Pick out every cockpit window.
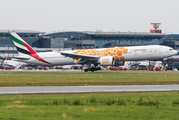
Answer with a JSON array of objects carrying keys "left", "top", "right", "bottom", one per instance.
[{"left": 169, "top": 49, "right": 173, "bottom": 51}]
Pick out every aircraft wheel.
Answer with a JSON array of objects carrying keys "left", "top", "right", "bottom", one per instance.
[
  {"left": 90, "top": 67, "right": 95, "bottom": 72},
  {"left": 97, "top": 67, "right": 101, "bottom": 70},
  {"left": 84, "top": 69, "right": 88, "bottom": 72}
]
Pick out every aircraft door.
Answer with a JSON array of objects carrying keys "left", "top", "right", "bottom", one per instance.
[
  {"left": 147, "top": 49, "right": 153, "bottom": 59},
  {"left": 134, "top": 49, "right": 142, "bottom": 60}
]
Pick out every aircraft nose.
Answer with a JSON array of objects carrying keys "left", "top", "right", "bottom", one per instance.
[{"left": 174, "top": 50, "right": 177, "bottom": 55}]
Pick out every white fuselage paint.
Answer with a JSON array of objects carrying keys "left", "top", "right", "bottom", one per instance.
[
  {"left": 13, "top": 52, "right": 75, "bottom": 66},
  {"left": 3, "top": 60, "right": 26, "bottom": 67},
  {"left": 122, "top": 45, "right": 176, "bottom": 61},
  {"left": 13, "top": 45, "right": 177, "bottom": 66}
]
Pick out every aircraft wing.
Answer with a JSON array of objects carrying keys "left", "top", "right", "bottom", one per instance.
[{"left": 60, "top": 51, "right": 100, "bottom": 63}]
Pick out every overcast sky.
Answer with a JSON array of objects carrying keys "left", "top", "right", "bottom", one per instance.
[{"left": 1, "top": 0, "right": 179, "bottom": 33}]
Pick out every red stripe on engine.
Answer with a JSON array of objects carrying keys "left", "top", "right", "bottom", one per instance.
[{"left": 22, "top": 41, "right": 51, "bottom": 64}]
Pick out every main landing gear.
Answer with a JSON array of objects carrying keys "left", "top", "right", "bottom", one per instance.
[
  {"left": 84, "top": 67, "right": 101, "bottom": 72},
  {"left": 83, "top": 64, "right": 101, "bottom": 72}
]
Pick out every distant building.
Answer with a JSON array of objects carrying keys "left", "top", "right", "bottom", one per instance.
[
  {"left": 39, "top": 31, "right": 171, "bottom": 49},
  {"left": 0, "top": 29, "right": 44, "bottom": 58},
  {"left": 1, "top": 30, "right": 179, "bottom": 50},
  {"left": 162, "top": 34, "right": 179, "bottom": 50},
  {"left": 35, "top": 31, "right": 96, "bottom": 49},
  {"left": 0, "top": 30, "right": 44, "bottom": 47}
]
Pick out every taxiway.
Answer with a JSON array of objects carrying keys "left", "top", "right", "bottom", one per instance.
[{"left": 0, "top": 85, "right": 179, "bottom": 95}]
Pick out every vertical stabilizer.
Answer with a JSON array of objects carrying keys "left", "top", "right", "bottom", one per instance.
[
  {"left": 10, "top": 32, "right": 37, "bottom": 56},
  {"left": 10, "top": 32, "right": 51, "bottom": 64}
]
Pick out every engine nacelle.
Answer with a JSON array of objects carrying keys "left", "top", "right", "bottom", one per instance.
[
  {"left": 99, "top": 56, "right": 125, "bottom": 66},
  {"left": 99, "top": 56, "right": 115, "bottom": 66}
]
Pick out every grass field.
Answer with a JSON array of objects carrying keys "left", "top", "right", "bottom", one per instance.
[
  {"left": 0, "top": 71, "right": 179, "bottom": 86},
  {"left": 0, "top": 71, "right": 179, "bottom": 119},
  {"left": 0, "top": 92, "right": 179, "bottom": 120}
]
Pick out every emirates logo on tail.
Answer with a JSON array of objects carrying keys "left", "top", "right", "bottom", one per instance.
[{"left": 10, "top": 32, "right": 51, "bottom": 64}]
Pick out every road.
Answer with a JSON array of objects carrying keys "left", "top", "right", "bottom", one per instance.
[{"left": 0, "top": 85, "right": 179, "bottom": 95}]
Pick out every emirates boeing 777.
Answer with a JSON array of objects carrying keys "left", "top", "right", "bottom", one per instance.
[{"left": 10, "top": 32, "right": 177, "bottom": 72}]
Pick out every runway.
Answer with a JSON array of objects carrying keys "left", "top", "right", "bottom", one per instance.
[{"left": 0, "top": 85, "right": 179, "bottom": 95}]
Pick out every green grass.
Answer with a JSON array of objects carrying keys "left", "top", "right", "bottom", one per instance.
[
  {"left": 0, "top": 71, "right": 179, "bottom": 86},
  {"left": 0, "top": 92, "right": 179, "bottom": 119}
]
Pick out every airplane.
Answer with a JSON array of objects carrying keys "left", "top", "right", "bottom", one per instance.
[
  {"left": 2, "top": 59, "right": 27, "bottom": 69},
  {"left": 10, "top": 32, "right": 177, "bottom": 72}
]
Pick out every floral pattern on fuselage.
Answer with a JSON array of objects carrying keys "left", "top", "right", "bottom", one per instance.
[{"left": 73, "top": 47, "right": 128, "bottom": 61}]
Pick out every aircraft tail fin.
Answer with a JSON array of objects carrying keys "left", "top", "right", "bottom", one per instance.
[
  {"left": 10, "top": 32, "right": 51, "bottom": 65},
  {"left": 10, "top": 32, "right": 37, "bottom": 56}
]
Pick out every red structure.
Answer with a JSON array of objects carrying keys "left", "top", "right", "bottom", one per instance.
[{"left": 150, "top": 23, "right": 162, "bottom": 33}]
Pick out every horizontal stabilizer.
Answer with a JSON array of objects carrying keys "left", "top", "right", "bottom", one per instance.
[{"left": 12, "top": 56, "right": 31, "bottom": 60}]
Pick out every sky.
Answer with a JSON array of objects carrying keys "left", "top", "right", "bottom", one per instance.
[{"left": 1, "top": 0, "right": 179, "bottom": 33}]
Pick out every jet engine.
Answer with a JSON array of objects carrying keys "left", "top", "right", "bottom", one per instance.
[
  {"left": 99, "top": 56, "right": 125, "bottom": 66},
  {"left": 99, "top": 56, "right": 115, "bottom": 66}
]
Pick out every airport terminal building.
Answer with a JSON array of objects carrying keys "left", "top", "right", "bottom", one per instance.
[
  {"left": 35, "top": 31, "right": 179, "bottom": 50},
  {"left": 1, "top": 30, "right": 179, "bottom": 50},
  {"left": 0, "top": 30, "right": 44, "bottom": 47},
  {"left": 38, "top": 31, "right": 169, "bottom": 49}
]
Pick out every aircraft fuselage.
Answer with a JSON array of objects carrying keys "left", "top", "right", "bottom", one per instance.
[{"left": 12, "top": 45, "right": 177, "bottom": 66}]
